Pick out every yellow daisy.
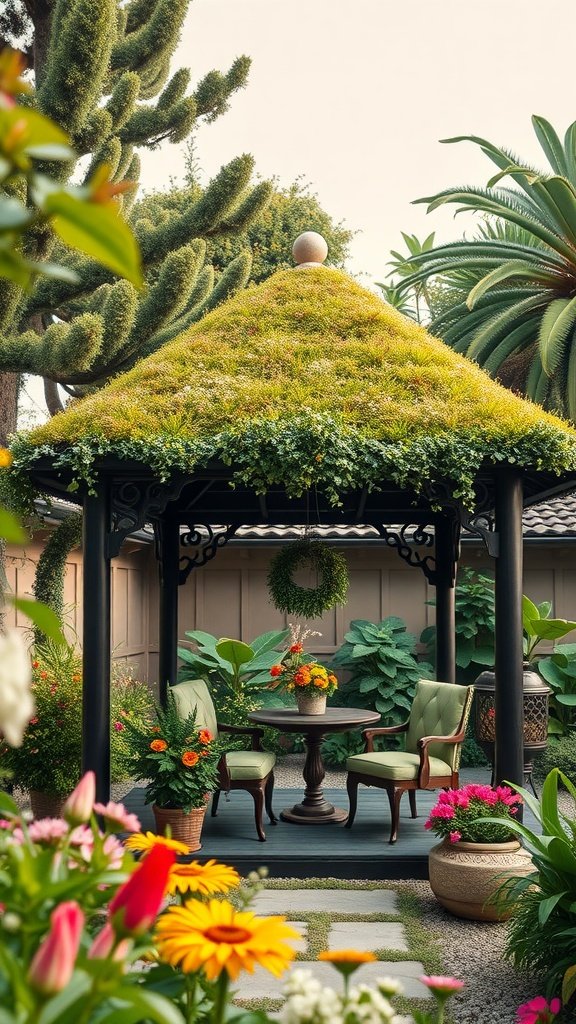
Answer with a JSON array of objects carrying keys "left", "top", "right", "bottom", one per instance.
[
  {"left": 125, "top": 831, "right": 190, "bottom": 856},
  {"left": 155, "top": 898, "right": 300, "bottom": 981},
  {"left": 166, "top": 858, "right": 240, "bottom": 897}
]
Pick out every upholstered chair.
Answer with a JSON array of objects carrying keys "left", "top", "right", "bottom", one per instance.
[
  {"left": 345, "top": 679, "right": 474, "bottom": 843},
  {"left": 171, "top": 679, "right": 277, "bottom": 841}
]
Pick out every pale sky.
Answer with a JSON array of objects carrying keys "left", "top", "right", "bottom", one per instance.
[
  {"left": 141, "top": 0, "right": 576, "bottom": 279},
  {"left": 21, "top": 0, "right": 576, "bottom": 423}
]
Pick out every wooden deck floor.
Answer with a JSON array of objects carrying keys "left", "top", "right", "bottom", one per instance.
[{"left": 123, "top": 771, "right": 539, "bottom": 880}]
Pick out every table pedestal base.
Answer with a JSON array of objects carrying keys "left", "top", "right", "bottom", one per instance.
[
  {"left": 281, "top": 803, "right": 348, "bottom": 825},
  {"left": 280, "top": 728, "right": 348, "bottom": 825}
]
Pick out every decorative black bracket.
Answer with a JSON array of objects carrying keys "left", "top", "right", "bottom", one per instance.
[
  {"left": 178, "top": 523, "right": 240, "bottom": 584},
  {"left": 374, "top": 523, "right": 439, "bottom": 584},
  {"left": 425, "top": 480, "right": 498, "bottom": 558},
  {"left": 108, "top": 476, "right": 189, "bottom": 558}
]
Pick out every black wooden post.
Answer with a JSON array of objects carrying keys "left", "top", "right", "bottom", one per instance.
[
  {"left": 435, "top": 517, "right": 457, "bottom": 684},
  {"left": 82, "top": 482, "right": 111, "bottom": 804},
  {"left": 157, "top": 519, "right": 180, "bottom": 706},
  {"left": 494, "top": 469, "right": 524, "bottom": 793}
]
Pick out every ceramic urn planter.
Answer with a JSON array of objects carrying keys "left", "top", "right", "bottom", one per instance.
[{"left": 428, "top": 837, "right": 533, "bottom": 921}]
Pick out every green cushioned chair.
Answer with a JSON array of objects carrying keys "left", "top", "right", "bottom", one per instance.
[
  {"left": 171, "top": 679, "right": 277, "bottom": 842},
  {"left": 345, "top": 679, "right": 474, "bottom": 844}
]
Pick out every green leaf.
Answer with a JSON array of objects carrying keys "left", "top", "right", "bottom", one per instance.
[
  {"left": 0, "top": 790, "right": 19, "bottom": 817},
  {"left": 0, "top": 194, "right": 32, "bottom": 231},
  {"left": 531, "top": 618, "right": 576, "bottom": 640},
  {"left": 522, "top": 594, "right": 540, "bottom": 633},
  {"left": 562, "top": 964, "right": 576, "bottom": 1006},
  {"left": 8, "top": 597, "right": 65, "bottom": 645},
  {"left": 538, "top": 891, "right": 568, "bottom": 925},
  {"left": 100, "top": 986, "right": 185, "bottom": 1024},
  {"left": 249, "top": 628, "right": 290, "bottom": 656},
  {"left": 0, "top": 507, "right": 27, "bottom": 544},
  {"left": 216, "top": 639, "right": 254, "bottom": 671},
  {"left": 555, "top": 694, "right": 576, "bottom": 705},
  {"left": 45, "top": 192, "right": 143, "bottom": 288},
  {"left": 38, "top": 972, "right": 92, "bottom": 1024}
]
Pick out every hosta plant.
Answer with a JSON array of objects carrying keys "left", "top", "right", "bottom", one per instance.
[
  {"left": 331, "top": 617, "right": 433, "bottom": 724},
  {"left": 421, "top": 568, "right": 495, "bottom": 681},
  {"left": 178, "top": 628, "right": 290, "bottom": 708}
]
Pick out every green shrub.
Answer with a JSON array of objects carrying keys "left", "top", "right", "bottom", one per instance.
[
  {"left": 421, "top": 567, "right": 495, "bottom": 683},
  {"left": 534, "top": 733, "right": 576, "bottom": 784},
  {"left": 0, "top": 642, "right": 153, "bottom": 793}
]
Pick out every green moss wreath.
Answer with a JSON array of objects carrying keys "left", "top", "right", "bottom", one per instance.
[{"left": 267, "top": 540, "right": 349, "bottom": 618}]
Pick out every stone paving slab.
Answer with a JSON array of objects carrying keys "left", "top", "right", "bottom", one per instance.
[
  {"left": 233, "top": 960, "right": 430, "bottom": 1000},
  {"left": 284, "top": 922, "right": 307, "bottom": 954},
  {"left": 328, "top": 920, "right": 408, "bottom": 952},
  {"left": 252, "top": 888, "right": 399, "bottom": 915}
]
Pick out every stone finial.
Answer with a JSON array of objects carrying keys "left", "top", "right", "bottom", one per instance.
[{"left": 292, "top": 231, "right": 328, "bottom": 268}]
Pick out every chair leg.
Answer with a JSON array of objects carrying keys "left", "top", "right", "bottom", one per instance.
[
  {"left": 265, "top": 772, "right": 277, "bottom": 825},
  {"left": 211, "top": 790, "right": 221, "bottom": 818},
  {"left": 345, "top": 774, "right": 359, "bottom": 828},
  {"left": 386, "top": 787, "right": 403, "bottom": 844},
  {"left": 251, "top": 785, "right": 266, "bottom": 842},
  {"left": 409, "top": 790, "right": 417, "bottom": 819}
]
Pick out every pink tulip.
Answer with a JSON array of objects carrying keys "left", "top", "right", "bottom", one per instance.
[
  {"left": 63, "top": 771, "right": 96, "bottom": 825},
  {"left": 88, "top": 921, "right": 131, "bottom": 962},
  {"left": 28, "top": 901, "right": 84, "bottom": 995}
]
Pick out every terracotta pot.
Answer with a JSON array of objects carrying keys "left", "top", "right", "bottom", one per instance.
[
  {"left": 296, "top": 692, "right": 327, "bottom": 715},
  {"left": 152, "top": 802, "right": 207, "bottom": 851},
  {"left": 429, "top": 837, "right": 533, "bottom": 921},
  {"left": 29, "top": 790, "right": 67, "bottom": 820}
]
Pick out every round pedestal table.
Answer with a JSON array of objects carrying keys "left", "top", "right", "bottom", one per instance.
[{"left": 248, "top": 707, "right": 380, "bottom": 824}]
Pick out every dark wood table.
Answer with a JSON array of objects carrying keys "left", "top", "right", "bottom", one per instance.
[{"left": 248, "top": 707, "right": 380, "bottom": 825}]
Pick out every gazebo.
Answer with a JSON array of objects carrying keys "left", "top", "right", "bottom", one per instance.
[{"left": 13, "top": 235, "right": 576, "bottom": 804}]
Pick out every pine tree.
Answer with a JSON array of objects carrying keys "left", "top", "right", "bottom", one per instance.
[{"left": 0, "top": 0, "right": 272, "bottom": 428}]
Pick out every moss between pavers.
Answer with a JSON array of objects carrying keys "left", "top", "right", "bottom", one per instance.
[{"left": 233, "top": 878, "right": 447, "bottom": 1018}]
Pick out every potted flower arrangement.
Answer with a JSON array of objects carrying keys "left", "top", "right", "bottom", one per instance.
[
  {"left": 121, "top": 693, "right": 221, "bottom": 849},
  {"left": 268, "top": 626, "right": 338, "bottom": 715},
  {"left": 426, "top": 783, "right": 533, "bottom": 921}
]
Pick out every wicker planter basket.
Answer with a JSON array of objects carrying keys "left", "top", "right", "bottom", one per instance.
[
  {"left": 152, "top": 802, "right": 208, "bottom": 851},
  {"left": 29, "top": 790, "right": 67, "bottom": 820},
  {"left": 296, "top": 692, "right": 327, "bottom": 715}
]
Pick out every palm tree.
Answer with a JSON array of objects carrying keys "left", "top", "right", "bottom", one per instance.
[
  {"left": 376, "top": 232, "right": 435, "bottom": 324},
  {"left": 396, "top": 117, "right": 576, "bottom": 418}
]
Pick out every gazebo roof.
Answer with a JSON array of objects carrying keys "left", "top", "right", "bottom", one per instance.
[{"left": 15, "top": 266, "right": 576, "bottom": 507}]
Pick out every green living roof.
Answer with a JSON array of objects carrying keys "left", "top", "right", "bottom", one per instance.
[{"left": 15, "top": 267, "right": 576, "bottom": 504}]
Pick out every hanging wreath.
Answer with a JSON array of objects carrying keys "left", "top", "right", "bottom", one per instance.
[{"left": 267, "top": 539, "right": 349, "bottom": 618}]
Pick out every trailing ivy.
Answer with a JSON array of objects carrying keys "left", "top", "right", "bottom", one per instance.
[
  {"left": 267, "top": 540, "right": 349, "bottom": 617},
  {"left": 32, "top": 513, "right": 83, "bottom": 642}
]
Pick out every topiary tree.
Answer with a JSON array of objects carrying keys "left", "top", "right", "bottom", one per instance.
[{"left": 0, "top": 0, "right": 272, "bottom": 434}]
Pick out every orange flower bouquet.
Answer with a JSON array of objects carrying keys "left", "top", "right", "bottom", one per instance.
[
  {"left": 268, "top": 627, "right": 338, "bottom": 713},
  {"left": 121, "top": 693, "right": 221, "bottom": 814}
]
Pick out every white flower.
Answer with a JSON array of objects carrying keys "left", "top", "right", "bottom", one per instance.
[
  {"left": 0, "top": 630, "right": 33, "bottom": 746},
  {"left": 376, "top": 977, "right": 404, "bottom": 998}
]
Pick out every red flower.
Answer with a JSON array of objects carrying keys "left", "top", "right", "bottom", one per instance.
[
  {"left": 32, "top": 660, "right": 39, "bottom": 669},
  {"left": 289, "top": 642, "right": 304, "bottom": 654},
  {"left": 198, "top": 729, "right": 212, "bottom": 744},
  {"left": 39, "top": 671, "right": 48, "bottom": 679},
  {"left": 269, "top": 664, "right": 284, "bottom": 677},
  {"left": 109, "top": 844, "right": 175, "bottom": 936}
]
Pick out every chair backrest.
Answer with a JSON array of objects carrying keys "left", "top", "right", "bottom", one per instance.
[
  {"left": 405, "top": 679, "right": 474, "bottom": 770},
  {"left": 170, "top": 679, "right": 219, "bottom": 739}
]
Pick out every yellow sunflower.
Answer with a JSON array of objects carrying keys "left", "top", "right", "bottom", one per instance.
[
  {"left": 125, "top": 831, "right": 190, "bottom": 856},
  {"left": 166, "top": 858, "right": 240, "bottom": 897},
  {"left": 155, "top": 898, "right": 300, "bottom": 980}
]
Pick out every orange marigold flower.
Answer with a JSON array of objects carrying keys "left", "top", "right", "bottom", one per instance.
[
  {"left": 199, "top": 730, "right": 212, "bottom": 745},
  {"left": 328, "top": 674, "right": 337, "bottom": 685},
  {"left": 72, "top": 673, "right": 81, "bottom": 683},
  {"left": 150, "top": 739, "right": 168, "bottom": 752},
  {"left": 269, "top": 665, "right": 284, "bottom": 678},
  {"left": 39, "top": 671, "right": 48, "bottom": 679},
  {"left": 182, "top": 751, "right": 199, "bottom": 767},
  {"left": 0, "top": 448, "right": 13, "bottom": 469},
  {"left": 314, "top": 678, "right": 329, "bottom": 689},
  {"left": 318, "top": 949, "right": 377, "bottom": 965}
]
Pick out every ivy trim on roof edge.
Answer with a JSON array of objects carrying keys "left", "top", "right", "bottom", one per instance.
[{"left": 9, "top": 412, "right": 576, "bottom": 508}]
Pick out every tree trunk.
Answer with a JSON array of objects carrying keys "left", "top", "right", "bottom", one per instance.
[{"left": 0, "top": 372, "right": 20, "bottom": 448}]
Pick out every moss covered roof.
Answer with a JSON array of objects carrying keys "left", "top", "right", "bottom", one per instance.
[{"left": 16, "top": 267, "right": 576, "bottom": 504}]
